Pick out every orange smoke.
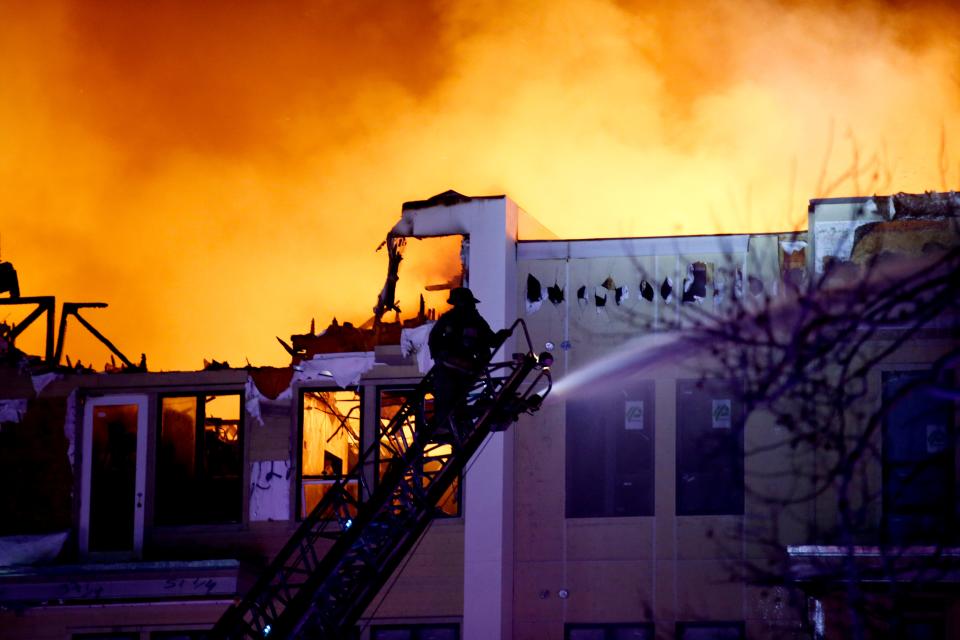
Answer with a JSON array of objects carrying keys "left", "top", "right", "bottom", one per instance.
[{"left": 1, "top": 0, "right": 958, "bottom": 370}]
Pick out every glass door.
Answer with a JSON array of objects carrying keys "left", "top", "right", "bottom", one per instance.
[{"left": 79, "top": 395, "right": 148, "bottom": 557}]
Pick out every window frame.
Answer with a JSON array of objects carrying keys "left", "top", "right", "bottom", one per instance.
[
  {"left": 675, "top": 621, "right": 745, "bottom": 640},
  {"left": 675, "top": 378, "right": 744, "bottom": 517},
  {"left": 296, "top": 385, "right": 364, "bottom": 521},
  {"left": 375, "top": 383, "right": 462, "bottom": 518},
  {"left": 564, "top": 622, "right": 655, "bottom": 639},
  {"left": 370, "top": 622, "right": 460, "bottom": 640},
  {"left": 154, "top": 389, "right": 245, "bottom": 527},
  {"left": 565, "top": 379, "right": 656, "bottom": 519},
  {"left": 881, "top": 368, "right": 957, "bottom": 544}
]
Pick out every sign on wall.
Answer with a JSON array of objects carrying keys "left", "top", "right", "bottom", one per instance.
[
  {"left": 712, "top": 399, "right": 732, "bottom": 429},
  {"left": 625, "top": 400, "right": 645, "bottom": 430}
]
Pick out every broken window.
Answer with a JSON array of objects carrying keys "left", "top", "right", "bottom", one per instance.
[
  {"left": 639, "top": 279, "right": 654, "bottom": 301},
  {"left": 526, "top": 274, "right": 545, "bottom": 313},
  {"left": 565, "top": 623, "right": 654, "bottom": 640},
  {"left": 156, "top": 393, "right": 243, "bottom": 525},
  {"left": 882, "top": 370, "right": 955, "bottom": 544},
  {"left": 681, "top": 262, "right": 711, "bottom": 304},
  {"left": 660, "top": 277, "right": 673, "bottom": 302},
  {"left": 299, "top": 389, "right": 362, "bottom": 519},
  {"left": 379, "top": 387, "right": 459, "bottom": 517},
  {"left": 371, "top": 623, "right": 459, "bottom": 640},
  {"left": 577, "top": 285, "right": 587, "bottom": 308},
  {"left": 711, "top": 267, "right": 742, "bottom": 312},
  {"left": 676, "top": 379, "right": 744, "bottom": 516},
  {"left": 566, "top": 380, "right": 655, "bottom": 518},
  {"left": 547, "top": 281, "right": 564, "bottom": 305},
  {"left": 779, "top": 238, "right": 808, "bottom": 289}
]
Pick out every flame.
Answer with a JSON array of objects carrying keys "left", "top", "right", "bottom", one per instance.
[{"left": 1, "top": 0, "right": 958, "bottom": 370}]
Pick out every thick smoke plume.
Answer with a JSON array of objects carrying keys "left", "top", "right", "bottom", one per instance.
[{"left": 1, "top": 0, "right": 958, "bottom": 369}]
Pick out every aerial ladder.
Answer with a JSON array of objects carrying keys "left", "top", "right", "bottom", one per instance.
[{"left": 211, "top": 320, "right": 552, "bottom": 639}]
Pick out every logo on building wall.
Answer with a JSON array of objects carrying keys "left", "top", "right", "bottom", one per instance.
[
  {"left": 927, "top": 424, "right": 948, "bottom": 454},
  {"left": 712, "top": 399, "right": 731, "bottom": 429},
  {"left": 625, "top": 401, "right": 644, "bottom": 430}
]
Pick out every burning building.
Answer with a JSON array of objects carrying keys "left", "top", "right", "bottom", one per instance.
[{"left": 0, "top": 190, "right": 958, "bottom": 639}]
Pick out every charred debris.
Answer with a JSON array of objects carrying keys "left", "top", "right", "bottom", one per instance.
[
  {"left": 1, "top": 216, "right": 463, "bottom": 378},
  {"left": 0, "top": 263, "right": 146, "bottom": 375}
]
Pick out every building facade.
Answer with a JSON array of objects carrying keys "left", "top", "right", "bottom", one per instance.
[{"left": 1, "top": 191, "right": 957, "bottom": 639}]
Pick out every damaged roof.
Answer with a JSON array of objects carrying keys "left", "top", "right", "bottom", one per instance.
[{"left": 401, "top": 189, "right": 505, "bottom": 211}]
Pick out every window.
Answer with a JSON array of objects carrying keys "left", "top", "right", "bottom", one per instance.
[
  {"left": 565, "top": 623, "right": 654, "bottom": 639},
  {"left": 566, "top": 380, "right": 655, "bottom": 518},
  {"left": 371, "top": 624, "right": 459, "bottom": 640},
  {"left": 156, "top": 393, "right": 243, "bottom": 525},
  {"left": 676, "top": 622, "right": 745, "bottom": 640},
  {"left": 379, "top": 387, "right": 460, "bottom": 517},
  {"left": 299, "top": 388, "right": 362, "bottom": 519},
  {"left": 73, "top": 632, "right": 209, "bottom": 640},
  {"left": 681, "top": 261, "right": 712, "bottom": 304},
  {"left": 676, "top": 379, "right": 744, "bottom": 516},
  {"left": 882, "top": 370, "right": 955, "bottom": 544}
]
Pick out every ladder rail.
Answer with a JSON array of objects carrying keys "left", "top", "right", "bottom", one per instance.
[
  {"left": 289, "top": 351, "right": 542, "bottom": 638},
  {"left": 212, "top": 319, "right": 548, "bottom": 639},
  {"left": 213, "top": 368, "right": 438, "bottom": 637}
]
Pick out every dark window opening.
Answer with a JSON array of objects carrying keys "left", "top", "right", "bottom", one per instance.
[
  {"left": 676, "top": 379, "right": 744, "bottom": 516},
  {"left": 548, "top": 282, "right": 565, "bottom": 304},
  {"left": 882, "top": 370, "right": 955, "bottom": 544},
  {"left": 89, "top": 403, "right": 138, "bottom": 551},
  {"left": 371, "top": 623, "right": 459, "bottom": 640},
  {"left": 639, "top": 280, "right": 654, "bottom": 301},
  {"left": 527, "top": 274, "right": 543, "bottom": 303},
  {"left": 564, "top": 623, "right": 654, "bottom": 640},
  {"left": 379, "top": 387, "right": 460, "bottom": 517},
  {"left": 156, "top": 393, "right": 243, "bottom": 525},
  {"left": 660, "top": 277, "right": 673, "bottom": 302},
  {"left": 676, "top": 622, "right": 745, "bottom": 640},
  {"left": 566, "top": 380, "right": 655, "bottom": 518},
  {"left": 681, "top": 262, "right": 710, "bottom": 303},
  {"left": 299, "top": 388, "right": 362, "bottom": 519}
]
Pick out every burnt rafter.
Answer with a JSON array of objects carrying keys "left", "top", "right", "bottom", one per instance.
[
  {"left": 373, "top": 236, "right": 407, "bottom": 325},
  {"left": 211, "top": 319, "right": 551, "bottom": 640},
  {"left": 0, "top": 296, "right": 56, "bottom": 362},
  {"left": 54, "top": 302, "right": 139, "bottom": 370},
  {"left": 0, "top": 291, "right": 142, "bottom": 370}
]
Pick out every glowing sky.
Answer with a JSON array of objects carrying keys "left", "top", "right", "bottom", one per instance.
[{"left": 2, "top": 0, "right": 958, "bottom": 370}]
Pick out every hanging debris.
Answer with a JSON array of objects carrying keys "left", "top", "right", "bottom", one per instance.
[{"left": 373, "top": 236, "right": 406, "bottom": 325}]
